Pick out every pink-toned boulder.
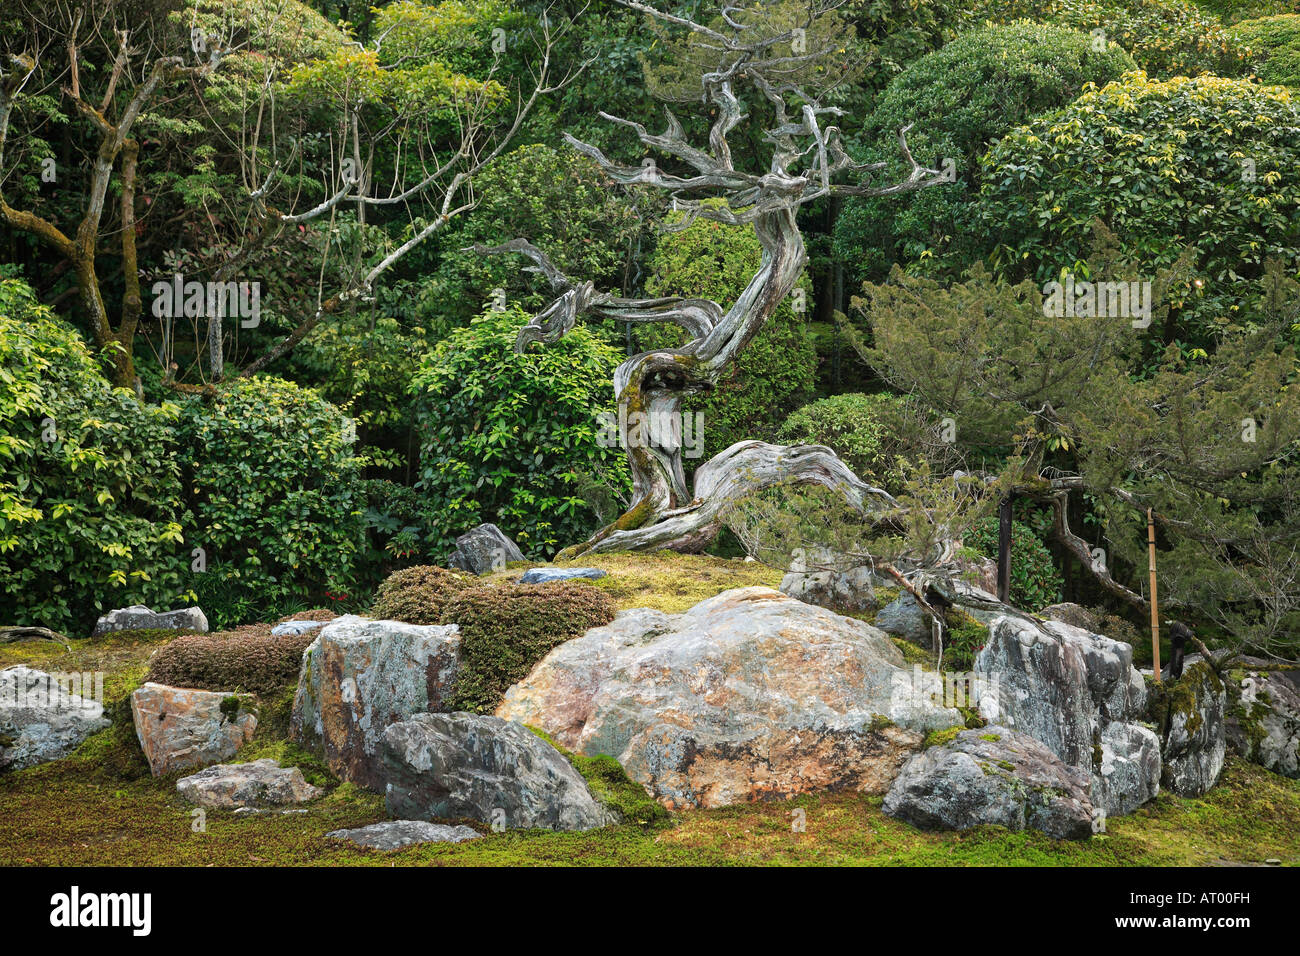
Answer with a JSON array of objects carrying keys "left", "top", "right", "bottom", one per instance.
[{"left": 131, "top": 683, "right": 257, "bottom": 776}]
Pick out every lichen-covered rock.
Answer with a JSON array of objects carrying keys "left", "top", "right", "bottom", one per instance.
[
  {"left": 327, "top": 820, "right": 482, "bottom": 850},
  {"left": 382, "top": 713, "right": 617, "bottom": 831},
  {"left": 519, "top": 567, "right": 607, "bottom": 584},
  {"left": 131, "top": 683, "right": 257, "bottom": 776},
  {"left": 176, "top": 758, "right": 322, "bottom": 808},
  {"left": 1040, "top": 603, "right": 1101, "bottom": 632},
  {"left": 497, "top": 587, "right": 962, "bottom": 809},
  {"left": 973, "top": 614, "right": 1157, "bottom": 815},
  {"left": 290, "top": 615, "right": 461, "bottom": 790},
  {"left": 778, "top": 564, "right": 881, "bottom": 613},
  {"left": 1225, "top": 660, "right": 1300, "bottom": 779},
  {"left": 883, "top": 726, "right": 1096, "bottom": 840},
  {"left": 271, "top": 620, "right": 327, "bottom": 638},
  {"left": 0, "top": 666, "right": 109, "bottom": 771},
  {"left": 873, "top": 594, "right": 932, "bottom": 646},
  {"left": 1155, "top": 661, "right": 1226, "bottom": 797},
  {"left": 92, "top": 604, "right": 208, "bottom": 636},
  {"left": 447, "top": 523, "right": 525, "bottom": 575}
]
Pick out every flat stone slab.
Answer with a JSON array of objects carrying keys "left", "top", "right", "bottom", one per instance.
[
  {"left": 177, "top": 758, "right": 322, "bottom": 808},
  {"left": 519, "top": 567, "right": 607, "bottom": 584},
  {"left": 93, "top": 605, "right": 208, "bottom": 636},
  {"left": 327, "top": 820, "right": 482, "bottom": 851},
  {"left": 271, "top": 620, "right": 328, "bottom": 637}
]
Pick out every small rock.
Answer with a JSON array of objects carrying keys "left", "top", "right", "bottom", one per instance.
[
  {"left": 327, "top": 820, "right": 482, "bottom": 851},
  {"left": 131, "top": 683, "right": 257, "bottom": 776},
  {"left": 779, "top": 563, "right": 881, "bottom": 613},
  {"left": 519, "top": 567, "right": 607, "bottom": 584},
  {"left": 0, "top": 666, "right": 109, "bottom": 771},
  {"left": 92, "top": 605, "right": 208, "bottom": 636},
  {"left": 447, "top": 523, "right": 525, "bottom": 575},
  {"left": 271, "top": 620, "right": 328, "bottom": 637},
  {"left": 873, "top": 594, "right": 933, "bottom": 646},
  {"left": 176, "top": 758, "right": 322, "bottom": 808}
]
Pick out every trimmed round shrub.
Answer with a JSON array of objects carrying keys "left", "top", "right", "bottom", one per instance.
[
  {"left": 1231, "top": 14, "right": 1300, "bottom": 87},
  {"left": 146, "top": 625, "right": 319, "bottom": 697},
  {"left": 957, "top": 0, "right": 1253, "bottom": 78},
  {"left": 371, "top": 565, "right": 476, "bottom": 624},
  {"left": 412, "top": 304, "right": 631, "bottom": 558},
  {"left": 776, "top": 393, "right": 908, "bottom": 486},
  {"left": 967, "top": 518, "right": 1065, "bottom": 611},
  {"left": 639, "top": 205, "right": 818, "bottom": 462},
  {"left": 442, "top": 581, "right": 617, "bottom": 713},
  {"left": 975, "top": 73, "right": 1300, "bottom": 348},
  {"left": 837, "top": 22, "right": 1135, "bottom": 278},
  {"left": 176, "top": 375, "right": 366, "bottom": 628},
  {"left": 0, "top": 280, "right": 189, "bottom": 634}
]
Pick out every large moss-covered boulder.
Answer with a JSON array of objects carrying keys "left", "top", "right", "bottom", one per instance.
[{"left": 1152, "top": 660, "right": 1227, "bottom": 797}]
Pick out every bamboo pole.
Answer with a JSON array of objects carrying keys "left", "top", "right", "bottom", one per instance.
[{"left": 1148, "top": 508, "right": 1161, "bottom": 683}]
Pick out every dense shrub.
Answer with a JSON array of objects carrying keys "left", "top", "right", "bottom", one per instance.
[
  {"left": 371, "top": 565, "right": 477, "bottom": 624},
  {"left": 0, "top": 280, "right": 189, "bottom": 633},
  {"left": 835, "top": 23, "right": 1135, "bottom": 279},
  {"left": 1231, "top": 14, "right": 1300, "bottom": 86},
  {"left": 775, "top": 393, "right": 908, "bottom": 487},
  {"left": 146, "top": 625, "right": 320, "bottom": 697},
  {"left": 975, "top": 73, "right": 1300, "bottom": 349},
  {"left": 967, "top": 518, "right": 1065, "bottom": 611},
  {"left": 958, "top": 0, "right": 1253, "bottom": 77},
  {"left": 640, "top": 206, "right": 817, "bottom": 461},
  {"left": 176, "top": 376, "right": 366, "bottom": 628},
  {"left": 442, "top": 581, "right": 617, "bottom": 713},
  {"left": 1195, "top": 0, "right": 1298, "bottom": 25},
  {"left": 412, "top": 304, "right": 631, "bottom": 557}
]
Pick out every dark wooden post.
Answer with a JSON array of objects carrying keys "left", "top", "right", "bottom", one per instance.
[{"left": 997, "top": 495, "right": 1013, "bottom": 604}]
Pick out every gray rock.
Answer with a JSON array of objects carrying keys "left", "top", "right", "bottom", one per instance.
[
  {"left": 883, "top": 726, "right": 1096, "bottom": 840},
  {"left": 874, "top": 594, "right": 933, "bottom": 647},
  {"left": 1225, "top": 660, "right": 1300, "bottom": 779},
  {"left": 497, "top": 587, "right": 962, "bottom": 809},
  {"left": 271, "top": 620, "right": 327, "bottom": 637},
  {"left": 1096, "top": 721, "right": 1162, "bottom": 815},
  {"left": 1041, "top": 603, "right": 1101, "bottom": 632},
  {"left": 1156, "top": 661, "right": 1226, "bottom": 797},
  {"left": 0, "top": 666, "right": 109, "bottom": 771},
  {"left": 131, "top": 683, "right": 257, "bottom": 776},
  {"left": 382, "top": 713, "right": 617, "bottom": 831},
  {"left": 291, "top": 615, "right": 462, "bottom": 790},
  {"left": 176, "top": 758, "right": 322, "bottom": 808},
  {"left": 519, "top": 567, "right": 607, "bottom": 584},
  {"left": 779, "top": 564, "right": 881, "bottom": 613},
  {"left": 327, "top": 820, "right": 482, "bottom": 851},
  {"left": 447, "top": 523, "right": 525, "bottom": 575},
  {"left": 92, "top": 604, "right": 208, "bottom": 636}
]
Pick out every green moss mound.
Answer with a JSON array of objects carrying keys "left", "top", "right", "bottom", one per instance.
[
  {"left": 443, "top": 581, "right": 617, "bottom": 713},
  {"left": 146, "top": 624, "right": 319, "bottom": 697},
  {"left": 371, "top": 564, "right": 477, "bottom": 624}
]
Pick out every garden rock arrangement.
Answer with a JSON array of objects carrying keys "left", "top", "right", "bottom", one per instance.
[
  {"left": 382, "top": 712, "right": 617, "bottom": 831},
  {"left": 778, "top": 564, "right": 880, "bottom": 613},
  {"left": 972, "top": 613, "right": 1159, "bottom": 816},
  {"left": 176, "top": 758, "right": 322, "bottom": 808},
  {"left": 1154, "top": 660, "right": 1227, "bottom": 797},
  {"left": 1225, "top": 659, "right": 1299, "bottom": 779},
  {"left": 327, "top": 820, "right": 482, "bottom": 851},
  {"left": 92, "top": 604, "right": 208, "bottom": 636},
  {"left": 519, "top": 567, "right": 607, "bottom": 584},
  {"left": 447, "top": 523, "right": 525, "bottom": 575},
  {"left": 131, "top": 683, "right": 258, "bottom": 776},
  {"left": 0, "top": 666, "right": 110, "bottom": 771},
  {"left": 883, "top": 727, "right": 1096, "bottom": 840},
  {"left": 291, "top": 615, "right": 462, "bottom": 790},
  {"left": 497, "top": 587, "right": 963, "bottom": 809}
]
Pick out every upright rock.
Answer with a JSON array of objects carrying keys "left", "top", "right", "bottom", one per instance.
[
  {"left": 1225, "top": 659, "right": 1300, "bottom": 779},
  {"left": 497, "top": 587, "right": 962, "bottom": 809},
  {"left": 93, "top": 605, "right": 208, "bottom": 636},
  {"left": 447, "top": 523, "right": 524, "bottom": 575},
  {"left": 382, "top": 713, "right": 617, "bottom": 831},
  {"left": 1154, "top": 660, "right": 1226, "bottom": 797},
  {"left": 0, "top": 666, "right": 109, "bottom": 771},
  {"left": 131, "top": 683, "right": 258, "bottom": 776},
  {"left": 290, "top": 615, "right": 461, "bottom": 790},
  {"left": 883, "top": 727, "right": 1096, "bottom": 840}
]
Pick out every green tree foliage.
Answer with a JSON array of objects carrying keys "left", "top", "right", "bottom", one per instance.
[
  {"left": 967, "top": 517, "right": 1065, "bottom": 610},
  {"left": 1231, "top": 14, "right": 1300, "bottom": 86},
  {"left": 640, "top": 209, "right": 817, "bottom": 461},
  {"left": 775, "top": 392, "right": 909, "bottom": 489},
  {"left": 975, "top": 74, "right": 1300, "bottom": 352},
  {"left": 834, "top": 22, "right": 1135, "bottom": 281},
  {"left": 957, "top": 0, "right": 1253, "bottom": 77},
  {"left": 176, "top": 376, "right": 367, "bottom": 627},
  {"left": 0, "top": 280, "right": 189, "bottom": 634},
  {"left": 411, "top": 304, "right": 631, "bottom": 557},
  {"left": 1193, "top": 0, "right": 1298, "bottom": 25}
]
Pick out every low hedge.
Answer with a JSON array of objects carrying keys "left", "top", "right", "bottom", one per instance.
[
  {"left": 443, "top": 581, "right": 617, "bottom": 713},
  {"left": 146, "top": 625, "right": 319, "bottom": 697},
  {"left": 371, "top": 565, "right": 477, "bottom": 624}
]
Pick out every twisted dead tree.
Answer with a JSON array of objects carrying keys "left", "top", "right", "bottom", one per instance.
[{"left": 484, "top": 0, "right": 948, "bottom": 558}]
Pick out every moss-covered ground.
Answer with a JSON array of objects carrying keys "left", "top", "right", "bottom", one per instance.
[{"left": 3, "top": 556, "right": 1298, "bottom": 867}]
